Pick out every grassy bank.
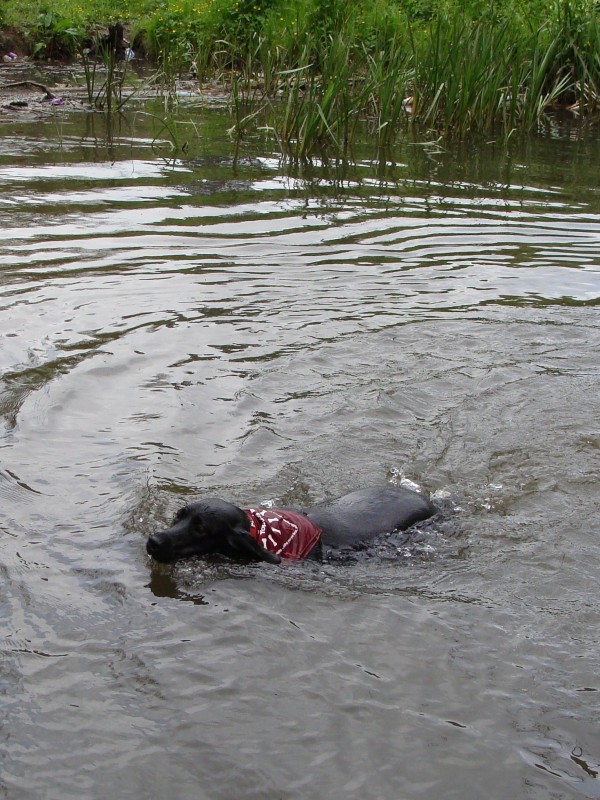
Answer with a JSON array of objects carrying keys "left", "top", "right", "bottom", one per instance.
[{"left": 2, "top": 0, "right": 599, "bottom": 153}]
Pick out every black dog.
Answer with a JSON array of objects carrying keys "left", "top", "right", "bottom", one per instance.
[{"left": 146, "top": 486, "right": 435, "bottom": 564}]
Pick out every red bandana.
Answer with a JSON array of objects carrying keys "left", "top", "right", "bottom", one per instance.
[{"left": 244, "top": 508, "right": 322, "bottom": 560}]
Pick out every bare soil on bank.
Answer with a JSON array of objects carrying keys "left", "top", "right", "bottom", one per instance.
[{"left": 0, "top": 60, "right": 226, "bottom": 122}]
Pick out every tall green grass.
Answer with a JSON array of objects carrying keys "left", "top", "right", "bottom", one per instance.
[
  {"left": 2, "top": 0, "right": 599, "bottom": 145},
  {"left": 198, "top": 0, "right": 599, "bottom": 153}
]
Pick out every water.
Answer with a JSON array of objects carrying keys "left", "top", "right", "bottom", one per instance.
[{"left": 1, "top": 101, "right": 600, "bottom": 799}]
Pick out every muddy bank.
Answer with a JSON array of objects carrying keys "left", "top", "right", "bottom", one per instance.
[
  {"left": 0, "top": 60, "right": 224, "bottom": 122},
  {"left": 0, "top": 61, "right": 86, "bottom": 119},
  {"left": 0, "top": 25, "right": 28, "bottom": 59}
]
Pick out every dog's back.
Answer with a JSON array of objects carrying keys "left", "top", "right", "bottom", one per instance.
[{"left": 306, "top": 486, "right": 434, "bottom": 548}]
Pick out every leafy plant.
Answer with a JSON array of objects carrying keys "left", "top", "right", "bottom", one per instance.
[
  {"left": 4, "top": 0, "right": 600, "bottom": 140},
  {"left": 30, "top": 8, "right": 80, "bottom": 59}
]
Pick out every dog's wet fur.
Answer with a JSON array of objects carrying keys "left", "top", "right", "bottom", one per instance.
[{"left": 146, "top": 486, "right": 435, "bottom": 565}]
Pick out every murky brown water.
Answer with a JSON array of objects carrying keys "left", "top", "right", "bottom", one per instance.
[{"left": 1, "top": 100, "right": 600, "bottom": 799}]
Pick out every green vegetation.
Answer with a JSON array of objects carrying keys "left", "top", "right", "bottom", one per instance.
[{"left": 2, "top": 0, "right": 599, "bottom": 153}]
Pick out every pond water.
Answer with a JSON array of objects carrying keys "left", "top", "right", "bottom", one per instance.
[{"left": 1, "top": 98, "right": 600, "bottom": 799}]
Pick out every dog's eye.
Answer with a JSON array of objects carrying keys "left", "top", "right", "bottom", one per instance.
[{"left": 173, "top": 507, "right": 187, "bottom": 522}]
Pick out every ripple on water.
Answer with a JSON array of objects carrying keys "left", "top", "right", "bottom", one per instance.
[{"left": 1, "top": 115, "right": 600, "bottom": 799}]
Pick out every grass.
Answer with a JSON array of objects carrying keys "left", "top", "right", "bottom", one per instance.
[{"left": 2, "top": 0, "right": 599, "bottom": 152}]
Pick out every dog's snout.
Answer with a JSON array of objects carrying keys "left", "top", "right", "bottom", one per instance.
[{"left": 146, "top": 533, "right": 170, "bottom": 560}]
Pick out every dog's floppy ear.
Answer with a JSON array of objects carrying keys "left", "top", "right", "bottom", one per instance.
[{"left": 225, "top": 526, "right": 281, "bottom": 564}]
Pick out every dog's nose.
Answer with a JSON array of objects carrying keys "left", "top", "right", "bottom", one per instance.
[{"left": 146, "top": 534, "right": 170, "bottom": 560}]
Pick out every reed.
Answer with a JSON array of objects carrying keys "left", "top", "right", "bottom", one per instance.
[
  {"left": 260, "top": 37, "right": 370, "bottom": 158},
  {"left": 220, "top": 0, "right": 600, "bottom": 153},
  {"left": 364, "top": 36, "right": 413, "bottom": 150},
  {"left": 81, "top": 30, "right": 136, "bottom": 112},
  {"left": 3, "top": 0, "right": 600, "bottom": 141}
]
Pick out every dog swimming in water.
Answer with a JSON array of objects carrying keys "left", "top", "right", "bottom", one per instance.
[{"left": 146, "top": 485, "right": 435, "bottom": 564}]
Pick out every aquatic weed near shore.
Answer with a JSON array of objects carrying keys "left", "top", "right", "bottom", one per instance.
[{"left": 2, "top": 0, "right": 599, "bottom": 146}]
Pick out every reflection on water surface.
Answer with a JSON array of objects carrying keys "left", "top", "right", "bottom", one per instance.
[{"left": 1, "top": 102, "right": 600, "bottom": 800}]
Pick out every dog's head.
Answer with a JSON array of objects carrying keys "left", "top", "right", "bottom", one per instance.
[{"left": 146, "top": 498, "right": 281, "bottom": 564}]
